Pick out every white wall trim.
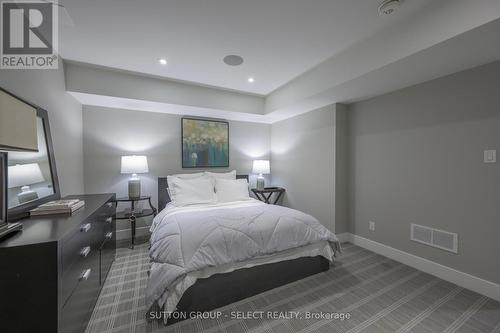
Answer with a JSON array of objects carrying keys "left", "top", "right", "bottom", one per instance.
[
  {"left": 335, "top": 232, "right": 351, "bottom": 244},
  {"left": 345, "top": 233, "right": 500, "bottom": 302},
  {"left": 72, "top": 92, "right": 274, "bottom": 124}
]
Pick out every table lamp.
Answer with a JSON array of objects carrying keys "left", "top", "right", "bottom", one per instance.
[
  {"left": 8, "top": 163, "right": 45, "bottom": 204},
  {"left": 252, "top": 160, "right": 270, "bottom": 191},
  {"left": 121, "top": 155, "right": 148, "bottom": 198}
]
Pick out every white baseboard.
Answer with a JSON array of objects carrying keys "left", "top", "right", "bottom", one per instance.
[
  {"left": 344, "top": 233, "right": 500, "bottom": 302},
  {"left": 335, "top": 232, "right": 352, "bottom": 243}
]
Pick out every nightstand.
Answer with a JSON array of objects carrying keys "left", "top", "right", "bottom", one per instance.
[
  {"left": 251, "top": 187, "right": 285, "bottom": 205},
  {"left": 114, "top": 196, "right": 157, "bottom": 249}
]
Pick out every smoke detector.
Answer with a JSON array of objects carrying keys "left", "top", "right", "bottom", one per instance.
[{"left": 378, "top": 0, "right": 401, "bottom": 16}]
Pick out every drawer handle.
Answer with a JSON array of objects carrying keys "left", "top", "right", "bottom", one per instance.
[
  {"left": 80, "top": 246, "right": 91, "bottom": 257},
  {"left": 80, "top": 268, "right": 91, "bottom": 281},
  {"left": 105, "top": 217, "right": 113, "bottom": 224},
  {"left": 80, "top": 223, "right": 91, "bottom": 232},
  {"left": 105, "top": 232, "right": 113, "bottom": 239}
]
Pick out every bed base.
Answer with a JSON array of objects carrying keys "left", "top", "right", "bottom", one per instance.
[{"left": 165, "top": 255, "right": 330, "bottom": 325}]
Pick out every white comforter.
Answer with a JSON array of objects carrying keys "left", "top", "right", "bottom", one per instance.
[{"left": 147, "top": 199, "right": 339, "bottom": 311}]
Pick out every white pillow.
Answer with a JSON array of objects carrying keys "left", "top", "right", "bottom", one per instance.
[
  {"left": 205, "top": 170, "right": 236, "bottom": 180},
  {"left": 169, "top": 177, "right": 216, "bottom": 206},
  {"left": 215, "top": 178, "right": 251, "bottom": 203},
  {"left": 167, "top": 172, "right": 206, "bottom": 197}
]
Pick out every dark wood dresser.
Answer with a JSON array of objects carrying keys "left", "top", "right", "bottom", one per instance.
[{"left": 0, "top": 194, "right": 116, "bottom": 333}]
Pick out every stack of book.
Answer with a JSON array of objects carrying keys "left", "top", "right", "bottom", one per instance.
[{"left": 30, "top": 199, "right": 85, "bottom": 216}]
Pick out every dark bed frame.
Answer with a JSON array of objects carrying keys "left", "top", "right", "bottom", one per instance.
[{"left": 157, "top": 175, "right": 330, "bottom": 324}]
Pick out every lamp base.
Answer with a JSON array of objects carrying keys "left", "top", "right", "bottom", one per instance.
[
  {"left": 18, "top": 187, "right": 39, "bottom": 204},
  {"left": 256, "top": 176, "right": 265, "bottom": 191},
  {"left": 128, "top": 178, "right": 141, "bottom": 199}
]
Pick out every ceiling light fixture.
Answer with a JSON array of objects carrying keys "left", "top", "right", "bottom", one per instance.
[
  {"left": 378, "top": 0, "right": 401, "bottom": 16},
  {"left": 159, "top": 58, "right": 167, "bottom": 65},
  {"left": 248, "top": 77, "right": 255, "bottom": 83}
]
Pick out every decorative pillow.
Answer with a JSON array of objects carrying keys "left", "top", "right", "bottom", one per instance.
[
  {"left": 167, "top": 172, "right": 206, "bottom": 198},
  {"left": 204, "top": 170, "right": 236, "bottom": 180},
  {"left": 215, "top": 178, "right": 251, "bottom": 203},
  {"left": 169, "top": 177, "right": 216, "bottom": 207}
]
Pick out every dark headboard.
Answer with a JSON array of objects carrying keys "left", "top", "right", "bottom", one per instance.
[{"left": 158, "top": 174, "right": 249, "bottom": 211}]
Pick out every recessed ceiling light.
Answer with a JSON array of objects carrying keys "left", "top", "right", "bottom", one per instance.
[
  {"left": 248, "top": 77, "right": 255, "bottom": 83},
  {"left": 159, "top": 58, "right": 167, "bottom": 65},
  {"left": 223, "top": 55, "right": 244, "bottom": 66}
]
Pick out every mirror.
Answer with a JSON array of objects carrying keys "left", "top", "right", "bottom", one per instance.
[
  {"left": 7, "top": 107, "right": 60, "bottom": 220},
  {"left": 8, "top": 117, "right": 54, "bottom": 207}
]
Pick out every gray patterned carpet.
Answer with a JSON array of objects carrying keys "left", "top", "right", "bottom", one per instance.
[{"left": 85, "top": 243, "right": 500, "bottom": 333}]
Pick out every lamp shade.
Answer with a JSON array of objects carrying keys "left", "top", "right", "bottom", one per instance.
[
  {"left": 0, "top": 89, "right": 38, "bottom": 151},
  {"left": 8, "top": 163, "right": 45, "bottom": 188},
  {"left": 121, "top": 155, "right": 149, "bottom": 174},
  {"left": 252, "top": 160, "right": 270, "bottom": 175}
]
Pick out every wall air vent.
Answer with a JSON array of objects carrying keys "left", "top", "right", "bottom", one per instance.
[{"left": 411, "top": 224, "right": 458, "bottom": 254}]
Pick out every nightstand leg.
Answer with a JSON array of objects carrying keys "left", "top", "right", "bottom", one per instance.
[
  {"left": 129, "top": 215, "right": 136, "bottom": 249},
  {"left": 274, "top": 191, "right": 284, "bottom": 205},
  {"left": 148, "top": 197, "right": 158, "bottom": 217}
]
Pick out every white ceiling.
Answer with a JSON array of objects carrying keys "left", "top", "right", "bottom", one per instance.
[{"left": 60, "top": 0, "right": 435, "bottom": 95}]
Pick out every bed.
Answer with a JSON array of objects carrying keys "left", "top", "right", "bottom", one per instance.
[{"left": 148, "top": 174, "right": 340, "bottom": 324}]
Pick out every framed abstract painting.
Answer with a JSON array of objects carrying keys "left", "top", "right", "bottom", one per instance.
[{"left": 182, "top": 118, "right": 229, "bottom": 168}]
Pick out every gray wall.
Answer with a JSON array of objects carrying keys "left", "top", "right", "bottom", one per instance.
[
  {"left": 83, "top": 106, "right": 271, "bottom": 240},
  {"left": 334, "top": 104, "right": 348, "bottom": 234},
  {"left": 0, "top": 61, "right": 84, "bottom": 195},
  {"left": 347, "top": 61, "right": 500, "bottom": 284},
  {"left": 271, "top": 105, "right": 336, "bottom": 232}
]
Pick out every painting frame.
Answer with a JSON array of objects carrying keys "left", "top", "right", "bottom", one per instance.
[{"left": 181, "top": 117, "right": 229, "bottom": 168}]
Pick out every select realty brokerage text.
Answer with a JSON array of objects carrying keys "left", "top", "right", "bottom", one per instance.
[{"left": 149, "top": 310, "right": 352, "bottom": 321}]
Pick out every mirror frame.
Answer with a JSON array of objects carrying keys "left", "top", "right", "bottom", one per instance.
[
  {"left": 2, "top": 88, "right": 61, "bottom": 221},
  {"left": 0, "top": 152, "right": 7, "bottom": 226}
]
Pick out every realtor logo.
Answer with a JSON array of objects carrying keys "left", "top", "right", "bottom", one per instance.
[{"left": 1, "top": 0, "right": 58, "bottom": 69}]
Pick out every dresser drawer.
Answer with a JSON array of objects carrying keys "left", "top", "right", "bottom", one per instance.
[
  {"left": 61, "top": 204, "right": 115, "bottom": 303},
  {"left": 61, "top": 220, "right": 101, "bottom": 303},
  {"left": 61, "top": 222, "right": 94, "bottom": 272},
  {"left": 88, "top": 204, "right": 114, "bottom": 245},
  {"left": 62, "top": 244, "right": 98, "bottom": 305},
  {"left": 91, "top": 202, "right": 115, "bottom": 223},
  {"left": 61, "top": 251, "right": 100, "bottom": 333},
  {"left": 91, "top": 214, "right": 113, "bottom": 239}
]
